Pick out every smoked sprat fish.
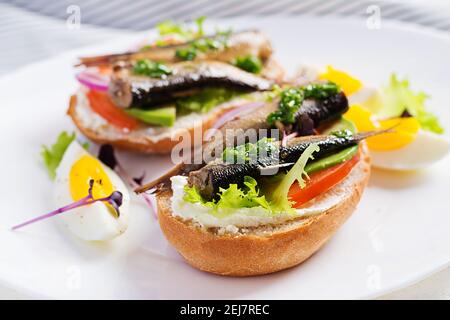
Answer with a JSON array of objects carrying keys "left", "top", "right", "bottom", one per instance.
[
  {"left": 188, "top": 131, "right": 380, "bottom": 200},
  {"left": 77, "top": 30, "right": 273, "bottom": 67},
  {"left": 109, "top": 61, "right": 274, "bottom": 108}
]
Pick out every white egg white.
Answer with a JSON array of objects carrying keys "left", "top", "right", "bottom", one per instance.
[
  {"left": 55, "top": 141, "right": 130, "bottom": 241},
  {"left": 371, "top": 130, "right": 450, "bottom": 171}
]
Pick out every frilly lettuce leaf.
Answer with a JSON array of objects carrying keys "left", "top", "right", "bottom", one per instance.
[
  {"left": 41, "top": 131, "right": 76, "bottom": 180},
  {"left": 268, "top": 143, "right": 320, "bottom": 213},
  {"left": 368, "top": 74, "right": 444, "bottom": 134},
  {"left": 183, "top": 176, "right": 270, "bottom": 215}
]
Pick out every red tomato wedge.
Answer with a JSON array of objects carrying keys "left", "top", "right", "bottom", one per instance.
[
  {"left": 86, "top": 90, "right": 140, "bottom": 131},
  {"left": 288, "top": 154, "right": 360, "bottom": 208}
]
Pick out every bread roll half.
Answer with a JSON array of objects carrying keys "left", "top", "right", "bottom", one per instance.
[{"left": 156, "top": 147, "right": 371, "bottom": 276}]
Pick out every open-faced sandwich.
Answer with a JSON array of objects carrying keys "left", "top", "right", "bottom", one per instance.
[
  {"left": 69, "top": 18, "right": 285, "bottom": 153},
  {"left": 136, "top": 79, "right": 381, "bottom": 276}
]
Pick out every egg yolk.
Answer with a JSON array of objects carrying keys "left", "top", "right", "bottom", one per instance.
[
  {"left": 319, "top": 65, "right": 363, "bottom": 96},
  {"left": 344, "top": 105, "right": 420, "bottom": 151},
  {"left": 70, "top": 155, "right": 114, "bottom": 201}
]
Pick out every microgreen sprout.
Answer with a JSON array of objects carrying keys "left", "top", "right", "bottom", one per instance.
[{"left": 12, "top": 180, "right": 123, "bottom": 231}]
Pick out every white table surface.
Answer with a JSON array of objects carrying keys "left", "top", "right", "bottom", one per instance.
[{"left": 0, "top": 1, "right": 448, "bottom": 300}]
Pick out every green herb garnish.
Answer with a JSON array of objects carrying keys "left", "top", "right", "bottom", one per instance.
[
  {"left": 175, "top": 47, "right": 197, "bottom": 61},
  {"left": 222, "top": 137, "right": 277, "bottom": 164},
  {"left": 233, "top": 55, "right": 263, "bottom": 74},
  {"left": 331, "top": 129, "right": 354, "bottom": 139},
  {"left": 267, "top": 87, "right": 304, "bottom": 125},
  {"left": 175, "top": 24, "right": 231, "bottom": 61},
  {"left": 303, "top": 82, "right": 340, "bottom": 99},
  {"left": 133, "top": 59, "right": 172, "bottom": 78},
  {"left": 267, "top": 82, "right": 340, "bottom": 126}
]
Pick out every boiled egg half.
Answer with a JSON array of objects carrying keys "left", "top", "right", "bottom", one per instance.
[
  {"left": 55, "top": 141, "right": 130, "bottom": 241},
  {"left": 320, "top": 66, "right": 450, "bottom": 171},
  {"left": 345, "top": 104, "right": 450, "bottom": 170}
]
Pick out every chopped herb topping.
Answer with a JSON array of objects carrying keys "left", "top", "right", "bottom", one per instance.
[
  {"left": 303, "top": 82, "right": 340, "bottom": 99},
  {"left": 331, "top": 129, "right": 354, "bottom": 139},
  {"left": 132, "top": 59, "right": 172, "bottom": 78},
  {"left": 175, "top": 47, "right": 197, "bottom": 61},
  {"left": 267, "top": 82, "right": 340, "bottom": 126},
  {"left": 222, "top": 137, "right": 278, "bottom": 164},
  {"left": 233, "top": 55, "right": 263, "bottom": 74},
  {"left": 175, "top": 28, "right": 231, "bottom": 61}
]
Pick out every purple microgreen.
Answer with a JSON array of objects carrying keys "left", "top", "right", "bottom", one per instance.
[
  {"left": 103, "top": 191, "right": 123, "bottom": 217},
  {"left": 98, "top": 144, "right": 157, "bottom": 219},
  {"left": 12, "top": 179, "right": 123, "bottom": 231}
]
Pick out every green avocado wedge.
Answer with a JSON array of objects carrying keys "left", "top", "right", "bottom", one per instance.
[
  {"left": 126, "top": 106, "right": 176, "bottom": 127},
  {"left": 305, "top": 145, "right": 359, "bottom": 174},
  {"left": 304, "top": 117, "right": 359, "bottom": 174}
]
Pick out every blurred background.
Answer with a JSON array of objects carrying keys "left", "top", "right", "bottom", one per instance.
[
  {"left": 1, "top": 0, "right": 450, "bottom": 75},
  {"left": 0, "top": 0, "right": 449, "bottom": 299}
]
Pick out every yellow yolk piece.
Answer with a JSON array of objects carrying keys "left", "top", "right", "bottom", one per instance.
[
  {"left": 70, "top": 155, "right": 114, "bottom": 201},
  {"left": 319, "top": 65, "right": 363, "bottom": 96},
  {"left": 344, "top": 104, "right": 376, "bottom": 132},
  {"left": 368, "top": 117, "right": 420, "bottom": 151},
  {"left": 344, "top": 105, "right": 420, "bottom": 151}
]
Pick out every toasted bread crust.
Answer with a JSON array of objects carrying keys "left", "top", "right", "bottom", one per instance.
[{"left": 156, "top": 148, "right": 371, "bottom": 276}]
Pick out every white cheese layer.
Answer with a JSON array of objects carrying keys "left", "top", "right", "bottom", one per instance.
[
  {"left": 75, "top": 89, "right": 263, "bottom": 143},
  {"left": 170, "top": 175, "right": 350, "bottom": 230}
]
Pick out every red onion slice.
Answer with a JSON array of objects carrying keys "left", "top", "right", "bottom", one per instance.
[
  {"left": 76, "top": 70, "right": 109, "bottom": 92},
  {"left": 204, "top": 101, "right": 265, "bottom": 140},
  {"left": 282, "top": 131, "right": 298, "bottom": 147}
]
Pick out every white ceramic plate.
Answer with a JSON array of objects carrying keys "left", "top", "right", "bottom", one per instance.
[{"left": 0, "top": 16, "right": 449, "bottom": 299}]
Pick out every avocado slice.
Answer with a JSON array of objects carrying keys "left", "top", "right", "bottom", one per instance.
[
  {"left": 126, "top": 106, "right": 176, "bottom": 127},
  {"left": 305, "top": 117, "right": 359, "bottom": 174}
]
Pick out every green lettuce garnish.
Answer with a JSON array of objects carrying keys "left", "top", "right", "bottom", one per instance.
[
  {"left": 369, "top": 74, "right": 444, "bottom": 134},
  {"left": 268, "top": 143, "right": 320, "bottom": 212},
  {"left": 41, "top": 132, "right": 76, "bottom": 180},
  {"left": 183, "top": 176, "right": 270, "bottom": 217}
]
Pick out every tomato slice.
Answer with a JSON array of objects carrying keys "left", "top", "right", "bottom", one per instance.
[
  {"left": 288, "top": 154, "right": 360, "bottom": 208},
  {"left": 86, "top": 90, "right": 140, "bottom": 131}
]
